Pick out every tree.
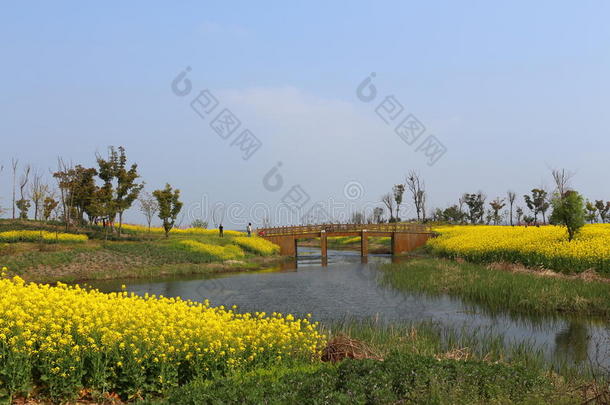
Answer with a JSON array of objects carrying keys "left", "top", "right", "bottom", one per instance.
[
  {"left": 595, "top": 200, "right": 610, "bottom": 223},
  {"left": 523, "top": 188, "right": 548, "bottom": 225},
  {"left": 138, "top": 191, "right": 159, "bottom": 232},
  {"left": 350, "top": 211, "right": 365, "bottom": 224},
  {"left": 551, "top": 169, "right": 573, "bottom": 197},
  {"left": 405, "top": 171, "right": 426, "bottom": 221},
  {"left": 153, "top": 184, "right": 183, "bottom": 238},
  {"left": 97, "top": 146, "right": 144, "bottom": 235},
  {"left": 442, "top": 205, "right": 465, "bottom": 223},
  {"left": 191, "top": 219, "right": 208, "bottom": 228},
  {"left": 11, "top": 158, "right": 18, "bottom": 219},
  {"left": 523, "top": 215, "right": 535, "bottom": 226},
  {"left": 43, "top": 196, "right": 59, "bottom": 221},
  {"left": 584, "top": 201, "right": 598, "bottom": 223},
  {"left": 16, "top": 165, "right": 31, "bottom": 219},
  {"left": 381, "top": 193, "right": 394, "bottom": 222},
  {"left": 549, "top": 190, "right": 585, "bottom": 241},
  {"left": 30, "top": 170, "right": 49, "bottom": 220},
  {"left": 516, "top": 207, "right": 524, "bottom": 225},
  {"left": 489, "top": 197, "right": 506, "bottom": 225},
  {"left": 463, "top": 192, "right": 486, "bottom": 224},
  {"left": 392, "top": 184, "right": 405, "bottom": 221},
  {"left": 507, "top": 191, "right": 516, "bottom": 226},
  {"left": 372, "top": 207, "right": 384, "bottom": 223}
]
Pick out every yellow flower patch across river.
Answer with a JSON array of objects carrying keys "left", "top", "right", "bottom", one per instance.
[{"left": 428, "top": 224, "right": 610, "bottom": 274}]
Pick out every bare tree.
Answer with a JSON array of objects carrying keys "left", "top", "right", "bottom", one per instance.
[
  {"left": 381, "top": 193, "right": 395, "bottom": 222},
  {"left": 138, "top": 191, "right": 159, "bottom": 232},
  {"left": 30, "top": 170, "right": 49, "bottom": 221},
  {"left": 11, "top": 158, "right": 18, "bottom": 219},
  {"left": 53, "top": 157, "right": 76, "bottom": 230},
  {"left": 16, "top": 165, "right": 31, "bottom": 219},
  {"left": 507, "top": 191, "right": 516, "bottom": 226},
  {"left": 350, "top": 211, "right": 365, "bottom": 224},
  {"left": 552, "top": 168, "right": 574, "bottom": 196},
  {"left": 405, "top": 171, "right": 426, "bottom": 222}
]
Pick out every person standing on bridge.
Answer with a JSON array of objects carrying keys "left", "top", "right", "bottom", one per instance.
[
  {"left": 247, "top": 222, "right": 252, "bottom": 237},
  {"left": 219, "top": 223, "right": 224, "bottom": 237}
]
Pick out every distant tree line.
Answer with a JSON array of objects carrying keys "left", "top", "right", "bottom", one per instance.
[{"left": 361, "top": 168, "right": 592, "bottom": 241}]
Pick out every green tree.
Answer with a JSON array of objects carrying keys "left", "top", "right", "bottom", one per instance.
[
  {"left": 153, "top": 184, "right": 183, "bottom": 238},
  {"left": 15, "top": 198, "right": 30, "bottom": 219},
  {"left": 584, "top": 201, "right": 598, "bottom": 223},
  {"left": 523, "top": 188, "right": 548, "bottom": 225},
  {"left": 43, "top": 196, "right": 59, "bottom": 221},
  {"left": 463, "top": 192, "right": 485, "bottom": 224},
  {"left": 442, "top": 205, "right": 465, "bottom": 223},
  {"left": 549, "top": 190, "right": 585, "bottom": 241},
  {"left": 489, "top": 197, "right": 506, "bottom": 225},
  {"left": 594, "top": 200, "right": 610, "bottom": 223},
  {"left": 97, "top": 146, "right": 143, "bottom": 235},
  {"left": 515, "top": 207, "right": 524, "bottom": 225}
]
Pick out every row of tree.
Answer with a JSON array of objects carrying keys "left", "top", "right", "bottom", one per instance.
[
  {"left": 1, "top": 147, "right": 183, "bottom": 237},
  {"left": 371, "top": 169, "right": 592, "bottom": 241}
]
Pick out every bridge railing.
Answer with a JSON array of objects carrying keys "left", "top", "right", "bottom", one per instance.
[{"left": 256, "top": 223, "right": 432, "bottom": 236}]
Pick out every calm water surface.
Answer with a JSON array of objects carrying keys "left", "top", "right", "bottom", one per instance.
[{"left": 91, "top": 247, "right": 610, "bottom": 368}]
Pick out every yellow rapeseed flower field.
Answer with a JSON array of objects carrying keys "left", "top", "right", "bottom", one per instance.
[
  {"left": 179, "top": 239, "right": 246, "bottom": 260},
  {"left": 233, "top": 237, "right": 280, "bottom": 256},
  {"left": 121, "top": 224, "right": 244, "bottom": 237},
  {"left": 428, "top": 224, "right": 610, "bottom": 273},
  {"left": 0, "top": 267, "right": 323, "bottom": 400},
  {"left": 0, "top": 230, "right": 87, "bottom": 243}
]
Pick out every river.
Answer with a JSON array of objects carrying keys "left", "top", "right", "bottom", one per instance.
[{"left": 90, "top": 247, "right": 610, "bottom": 369}]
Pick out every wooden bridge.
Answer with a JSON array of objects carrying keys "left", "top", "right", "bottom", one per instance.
[{"left": 257, "top": 223, "right": 434, "bottom": 257}]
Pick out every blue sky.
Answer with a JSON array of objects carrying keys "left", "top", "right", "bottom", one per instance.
[{"left": 1, "top": 1, "right": 609, "bottom": 228}]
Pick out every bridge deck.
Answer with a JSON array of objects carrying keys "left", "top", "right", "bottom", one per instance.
[
  {"left": 256, "top": 223, "right": 431, "bottom": 237},
  {"left": 257, "top": 223, "right": 434, "bottom": 257}
]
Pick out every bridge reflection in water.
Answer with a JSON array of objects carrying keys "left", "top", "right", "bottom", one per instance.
[{"left": 257, "top": 223, "right": 434, "bottom": 257}]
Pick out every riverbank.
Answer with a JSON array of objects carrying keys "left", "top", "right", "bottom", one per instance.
[
  {"left": 382, "top": 257, "right": 610, "bottom": 317},
  {"left": 0, "top": 220, "right": 284, "bottom": 283},
  {"left": 0, "top": 240, "right": 288, "bottom": 283},
  {"left": 145, "top": 320, "right": 603, "bottom": 405}
]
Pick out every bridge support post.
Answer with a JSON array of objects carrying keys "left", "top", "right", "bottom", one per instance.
[
  {"left": 320, "top": 230, "right": 327, "bottom": 258},
  {"left": 269, "top": 236, "right": 297, "bottom": 256},
  {"left": 361, "top": 230, "right": 368, "bottom": 256},
  {"left": 391, "top": 233, "right": 405, "bottom": 255}
]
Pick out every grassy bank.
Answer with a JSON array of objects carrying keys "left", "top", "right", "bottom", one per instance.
[
  {"left": 382, "top": 257, "right": 610, "bottom": 317},
  {"left": 146, "top": 321, "right": 599, "bottom": 405},
  {"left": 0, "top": 220, "right": 282, "bottom": 283}
]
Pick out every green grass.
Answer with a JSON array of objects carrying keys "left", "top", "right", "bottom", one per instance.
[
  {"left": 381, "top": 257, "right": 610, "bottom": 317},
  {"left": 149, "top": 353, "right": 561, "bottom": 405},
  {"left": 143, "top": 321, "right": 592, "bottom": 405}
]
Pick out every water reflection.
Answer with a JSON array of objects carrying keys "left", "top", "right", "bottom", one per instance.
[{"left": 554, "top": 321, "right": 591, "bottom": 364}]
